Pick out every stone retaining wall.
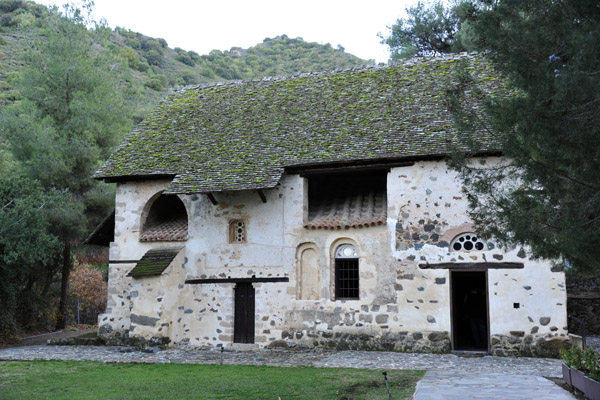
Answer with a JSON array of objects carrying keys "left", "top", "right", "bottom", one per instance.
[
  {"left": 490, "top": 333, "right": 569, "bottom": 358},
  {"left": 269, "top": 330, "right": 451, "bottom": 353},
  {"left": 566, "top": 274, "right": 600, "bottom": 335}
]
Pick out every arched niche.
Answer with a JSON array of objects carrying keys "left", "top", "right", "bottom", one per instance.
[
  {"left": 140, "top": 192, "right": 188, "bottom": 241},
  {"left": 296, "top": 243, "right": 320, "bottom": 300}
]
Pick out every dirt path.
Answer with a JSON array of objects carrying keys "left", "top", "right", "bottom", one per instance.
[{"left": 0, "top": 328, "right": 97, "bottom": 349}]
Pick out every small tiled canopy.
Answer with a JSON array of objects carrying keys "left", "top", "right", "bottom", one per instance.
[
  {"left": 84, "top": 209, "right": 115, "bottom": 246},
  {"left": 128, "top": 247, "right": 183, "bottom": 278}
]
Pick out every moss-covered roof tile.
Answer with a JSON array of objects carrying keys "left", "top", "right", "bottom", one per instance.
[
  {"left": 95, "top": 53, "right": 502, "bottom": 194},
  {"left": 128, "top": 247, "right": 183, "bottom": 278}
]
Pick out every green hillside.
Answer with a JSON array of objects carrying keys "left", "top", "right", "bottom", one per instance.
[{"left": 0, "top": 1, "right": 371, "bottom": 122}]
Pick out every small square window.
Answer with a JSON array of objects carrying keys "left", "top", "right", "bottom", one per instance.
[{"left": 229, "top": 220, "right": 246, "bottom": 243}]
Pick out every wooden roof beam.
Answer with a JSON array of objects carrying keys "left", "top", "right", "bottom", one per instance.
[
  {"left": 206, "top": 193, "right": 218, "bottom": 205},
  {"left": 257, "top": 190, "right": 267, "bottom": 203}
]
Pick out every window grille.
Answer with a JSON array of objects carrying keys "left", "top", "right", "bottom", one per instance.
[
  {"left": 450, "top": 233, "right": 487, "bottom": 252},
  {"left": 334, "top": 244, "right": 359, "bottom": 299}
]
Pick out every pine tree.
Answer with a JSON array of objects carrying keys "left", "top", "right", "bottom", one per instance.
[
  {"left": 381, "top": 1, "right": 468, "bottom": 59},
  {"left": 0, "top": 1, "right": 132, "bottom": 328},
  {"left": 449, "top": 0, "right": 600, "bottom": 272},
  {"left": 0, "top": 175, "right": 64, "bottom": 340}
]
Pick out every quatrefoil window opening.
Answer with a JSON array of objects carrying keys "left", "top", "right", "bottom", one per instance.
[{"left": 229, "top": 220, "right": 246, "bottom": 243}]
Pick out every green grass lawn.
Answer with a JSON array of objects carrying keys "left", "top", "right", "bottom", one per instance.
[{"left": 0, "top": 361, "right": 424, "bottom": 399}]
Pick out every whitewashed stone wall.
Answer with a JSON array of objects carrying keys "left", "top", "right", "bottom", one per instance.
[{"left": 98, "top": 159, "right": 568, "bottom": 356}]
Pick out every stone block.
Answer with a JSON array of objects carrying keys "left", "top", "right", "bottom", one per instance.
[
  {"left": 359, "top": 314, "right": 373, "bottom": 323},
  {"left": 427, "top": 331, "right": 446, "bottom": 341},
  {"left": 130, "top": 314, "right": 159, "bottom": 327}
]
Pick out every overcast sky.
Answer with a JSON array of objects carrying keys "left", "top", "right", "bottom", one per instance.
[{"left": 35, "top": 0, "right": 415, "bottom": 63}]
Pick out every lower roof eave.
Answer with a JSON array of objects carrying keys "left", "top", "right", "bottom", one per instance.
[
  {"left": 93, "top": 150, "right": 503, "bottom": 193},
  {"left": 95, "top": 173, "right": 176, "bottom": 183}
]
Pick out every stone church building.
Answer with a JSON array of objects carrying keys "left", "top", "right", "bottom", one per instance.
[{"left": 92, "top": 54, "right": 568, "bottom": 356}]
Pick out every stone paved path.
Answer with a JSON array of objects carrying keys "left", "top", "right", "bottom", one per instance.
[
  {"left": 0, "top": 345, "right": 578, "bottom": 399},
  {"left": 414, "top": 371, "right": 576, "bottom": 400}
]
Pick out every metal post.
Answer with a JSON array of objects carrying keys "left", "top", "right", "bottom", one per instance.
[
  {"left": 383, "top": 371, "right": 392, "bottom": 400},
  {"left": 220, "top": 346, "right": 223, "bottom": 365},
  {"left": 77, "top": 298, "right": 80, "bottom": 325},
  {"left": 569, "top": 316, "right": 587, "bottom": 349}
]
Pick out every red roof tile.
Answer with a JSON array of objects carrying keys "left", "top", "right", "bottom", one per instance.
[
  {"left": 305, "top": 191, "right": 387, "bottom": 229},
  {"left": 140, "top": 217, "right": 188, "bottom": 241}
]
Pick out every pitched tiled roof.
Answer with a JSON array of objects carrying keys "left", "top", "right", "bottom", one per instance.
[
  {"left": 128, "top": 247, "right": 183, "bottom": 277},
  {"left": 95, "top": 54, "right": 504, "bottom": 194},
  {"left": 84, "top": 209, "right": 115, "bottom": 246},
  {"left": 305, "top": 191, "right": 387, "bottom": 229},
  {"left": 139, "top": 217, "right": 188, "bottom": 242}
]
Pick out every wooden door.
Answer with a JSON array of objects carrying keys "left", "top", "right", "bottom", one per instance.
[{"left": 234, "top": 283, "right": 255, "bottom": 343}]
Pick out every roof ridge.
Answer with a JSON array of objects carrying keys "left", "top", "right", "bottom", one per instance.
[{"left": 168, "top": 52, "right": 481, "bottom": 94}]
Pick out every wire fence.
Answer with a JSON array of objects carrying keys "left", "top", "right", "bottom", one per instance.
[{"left": 65, "top": 296, "right": 105, "bottom": 326}]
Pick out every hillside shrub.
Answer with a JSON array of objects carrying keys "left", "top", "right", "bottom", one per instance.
[
  {"left": 200, "top": 67, "right": 215, "bottom": 78},
  {"left": 145, "top": 49, "right": 162, "bottom": 66},
  {"left": 12, "top": 12, "right": 36, "bottom": 28},
  {"left": 124, "top": 37, "right": 140, "bottom": 49},
  {"left": 119, "top": 47, "right": 149, "bottom": 72},
  {"left": 176, "top": 52, "right": 195, "bottom": 66},
  {"left": 0, "top": 13, "right": 18, "bottom": 27},
  {"left": 177, "top": 69, "right": 197, "bottom": 85},
  {"left": 144, "top": 74, "right": 167, "bottom": 91},
  {"left": 188, "top": 50, "right": 200, "bottom": 62},
  {"left": 0, "top": 0, "right": 22, "bottom": 13}
]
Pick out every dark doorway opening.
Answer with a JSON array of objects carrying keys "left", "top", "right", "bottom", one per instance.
[
  {"left": 234, "top": 283, "right": 255, "bottom": 344},
  {"left": 451, "top": 271, "right": 488, "bottom": 351}
]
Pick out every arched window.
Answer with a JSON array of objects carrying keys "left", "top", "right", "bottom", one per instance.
[
  {"left": 334, "top": 244, "right": 359, "bottom": 300},
  {"left": 450, "top": 233, "right": 486, "bottom": 252},
  {"left": 140, "top": 194, "right": 188, "bottom": 241}
]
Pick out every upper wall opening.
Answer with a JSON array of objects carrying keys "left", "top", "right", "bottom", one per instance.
[
  {"left": 140, "top": 194, "right": 188, "bottom": 241},
  {"left": 305, "top": 171, "right": 387, "bottom": 229},
  {"left": 450, "top": 232, "right": 487, "bottom": 252}
]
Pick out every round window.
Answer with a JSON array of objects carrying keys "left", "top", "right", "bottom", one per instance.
[{"left": 335, "top": 244, "right": 358, "bottom": 259}]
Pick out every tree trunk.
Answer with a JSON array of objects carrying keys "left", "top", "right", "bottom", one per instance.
[{"left": 55, "top": 242, "right": 72, "bottom": 330}]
